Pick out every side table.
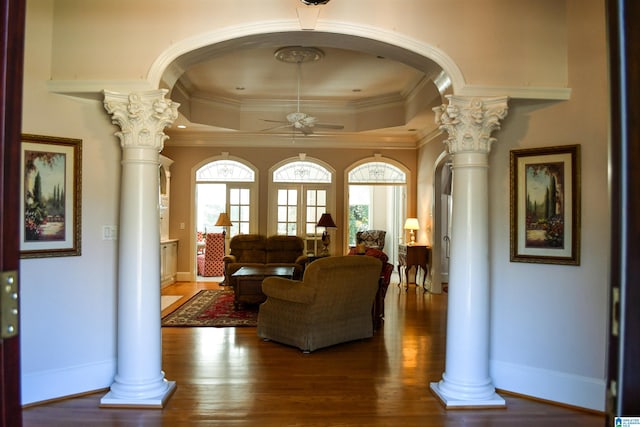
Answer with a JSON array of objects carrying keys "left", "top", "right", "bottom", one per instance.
[{"left": 397, "top": 244, "right": 430, "bottom": 289}]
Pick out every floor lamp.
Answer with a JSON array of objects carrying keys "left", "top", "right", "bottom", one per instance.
[{"left": 215, "top": 213, "right": 233, "bottom": 285}]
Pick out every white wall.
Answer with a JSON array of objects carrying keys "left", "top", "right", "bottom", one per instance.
[
  {"left": 20, "top": 0, "right": 121, "bottom": 404},
  {"left": 19, "top": 0, "right": 609, "bottom": 411},
  {"left": 488, "top": 0, "right": 609, "bottom": 410}
]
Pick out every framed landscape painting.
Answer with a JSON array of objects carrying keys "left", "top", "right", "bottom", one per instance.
[
  {"left": 510, "top": 145, "right": 581, "bottom": 265},
  {"left": 20, "top": 134, "right": 82, "bottom": 258}
]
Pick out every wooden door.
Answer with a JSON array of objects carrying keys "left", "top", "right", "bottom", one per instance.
[{"left": 0, "top": 0, "right": 26, "bottom": 425}]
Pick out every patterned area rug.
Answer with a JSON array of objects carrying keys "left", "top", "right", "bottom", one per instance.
[{"left": 162, "top": 290, "right": 258, "bottom": 327}]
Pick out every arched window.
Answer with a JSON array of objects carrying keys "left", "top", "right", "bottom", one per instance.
[
  {"left": 196, "top": 160, "right": 255, "bottom": 182},
  {"left": 270, "top": 156, "right": 335, "bottom": 254},
  {"left": 273, "top": 161, "right": 332, "bottom": 183},
  {"left": 348, "top": 162, "right": 406, "bottom": 184},
  {"left": 196, "top": 158, "right": 257, "bottom": 238}
]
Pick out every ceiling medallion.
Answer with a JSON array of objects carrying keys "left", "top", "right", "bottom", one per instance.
[{"left": 274, "top": 46, "right": 324, "bottom": 64}]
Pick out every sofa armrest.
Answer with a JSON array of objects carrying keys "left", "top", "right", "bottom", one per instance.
[
  {"left": 223, "top": 254, "right": 236, "bottom": 264},
  {"left": 295, "top": 254, "right": 309, "bottom": 265},
  {"left": 262, "top": 277, "right": 316, "bottom": 304}
]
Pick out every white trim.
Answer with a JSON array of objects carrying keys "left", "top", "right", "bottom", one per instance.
[
  {"left": 491, "top": 360, "right": 606, "bottom": 412},
  {"left": 22, "top": 359, "right": 115, "bottom": 406}
]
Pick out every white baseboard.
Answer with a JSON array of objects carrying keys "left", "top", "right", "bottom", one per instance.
[
  {"left": 176, "top": 271, "right": 193, "bottom": 282},
  {"left": 491, "top": 360, "right": 606, "bottom": 411},
  {"left": 22, "top": 359, "right": 116, "bottom": 406}
]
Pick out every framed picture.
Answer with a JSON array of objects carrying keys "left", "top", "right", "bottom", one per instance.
[
  {"left": 20, "top": 134, "right": 82, "bottom": 258},
  {"left": 510, "top": 145, "right": 580, "bottom": 265}
]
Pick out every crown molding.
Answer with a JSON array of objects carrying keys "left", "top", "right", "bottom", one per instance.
[
  {"left": 164, "top": 129, "right": 419, "bottom": 150},
  {"left": 458, "top": 84, "right": 571, "bottom": 100}
]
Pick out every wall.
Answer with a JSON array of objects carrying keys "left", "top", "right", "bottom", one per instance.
[
  {"left": 161, "top": 144, "right": 417, "bottom": 276},
  {"left": 18, "top": 0, "right": 609, "bottom": 412},
  {"left": 493, "top": 0, "right": 608, "bottom": 410},
  {"left": 20, "top": 0, "right": 121, "bottom": 404}
]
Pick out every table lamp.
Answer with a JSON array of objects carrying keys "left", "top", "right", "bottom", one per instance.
[
  {"left": 316, "top": 213, "right": 337, "bottom": 256},
  {"left": 404, "top": 217, "right": 419, "bottom": 245}
]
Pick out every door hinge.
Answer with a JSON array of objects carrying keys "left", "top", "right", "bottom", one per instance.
[{"left": 1, "top": 270, "right": 19, "bottom": 339}]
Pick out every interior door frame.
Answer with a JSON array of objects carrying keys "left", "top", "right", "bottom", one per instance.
[{"left": 0, "top": 0, "right": 26, "bottom": 425}]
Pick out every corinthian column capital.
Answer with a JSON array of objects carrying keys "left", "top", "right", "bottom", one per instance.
[
  {"left": 103, "top": 89, "right": 179, "bottom": 151},
  {"left": 434, "top": 96, "right": 509, "bottom": 154}
]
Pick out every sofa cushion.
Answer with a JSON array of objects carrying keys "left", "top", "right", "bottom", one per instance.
[
  {"left": 229, "top": 234, "right": 267, "bottom": 264},
  {"left": 265, "top": 235, "right": 305, "bottom": 264}
]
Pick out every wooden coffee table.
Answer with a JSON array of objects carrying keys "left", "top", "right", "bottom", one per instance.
[{"left": 231, "top": 266, "right": 296, "bottom": 308}]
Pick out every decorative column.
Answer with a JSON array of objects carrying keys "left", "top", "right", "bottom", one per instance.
[
  {"left": 100, "top": 90, "right": 179, "bottom": 407},
  {"left": 430, "top": 96, "right": 508, "bottom": 408}
]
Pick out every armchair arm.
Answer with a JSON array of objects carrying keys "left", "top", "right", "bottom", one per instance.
[
  {"left": 295, "top": 254, "right": 309, "bottom": 265},
  {"left": 223, "top": 254, "right": 236, "bottom": 264},
  {"left": 262, "top": 277, "right": 316, "bottom": 304}
]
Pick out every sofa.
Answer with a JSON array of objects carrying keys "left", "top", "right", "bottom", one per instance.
[
  {"left": 223, "top": 234, "right": 308, "bottom": 288},
  {"left": 257, "top": 255, "right": 382, "bottom": 353}
]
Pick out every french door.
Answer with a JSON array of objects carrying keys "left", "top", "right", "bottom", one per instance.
[{"left": 274, "top": 184, "right": 331, "bottom": 255}]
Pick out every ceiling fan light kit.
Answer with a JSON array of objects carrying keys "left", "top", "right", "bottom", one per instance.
[{"left": 300, "top": 0, "right": 331, "bottom": 5}]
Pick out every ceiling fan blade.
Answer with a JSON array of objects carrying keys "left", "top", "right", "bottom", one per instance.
[
  {"left": 261, "top": 124, "right": 294, "bottom": 132},
  {"left": 315, "top": 123, "right": 345, "bottom": 130},
  {"left": 261, "top": 119, "right": 289, "bottom": 124}
]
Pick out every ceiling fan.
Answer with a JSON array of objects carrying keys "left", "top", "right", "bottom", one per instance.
[{"left": 261, "top": 47, "right": 344, "bottom": 136}]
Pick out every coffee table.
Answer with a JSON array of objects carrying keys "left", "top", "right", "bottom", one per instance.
[{"left": 231, "top": 266, "right": 296, "bottom": 308}]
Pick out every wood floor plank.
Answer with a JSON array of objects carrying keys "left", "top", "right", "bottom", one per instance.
[{"left": 22, "top": 279, "right": 604, "bottom": 426}]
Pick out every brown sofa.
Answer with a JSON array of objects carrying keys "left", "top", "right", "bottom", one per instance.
[
  {"left": 257, "top": 255, "right": 382, "bottom": 353},
  {"left": 222, "top": 234, "right": 308, "bottom": 288}
]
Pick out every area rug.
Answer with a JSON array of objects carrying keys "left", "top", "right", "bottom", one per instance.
[{"left": 162, "top": 290, "right": 258, "bottom": 327}]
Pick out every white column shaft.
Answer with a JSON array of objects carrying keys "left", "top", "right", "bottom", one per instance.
[
  {"left": 430, "top": 96, "right": 508, "bottom": 408},
  {"left": 101, "top": 90, "right": 178, "bottom": 407}
]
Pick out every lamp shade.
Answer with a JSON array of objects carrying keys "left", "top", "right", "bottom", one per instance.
[
  {"left": 214, "top": 213, "right": 233, "bottom": 227},
  {"left": 404, "top": 218, "right": 419, "bottom": 230},
  {"left": 316, "top": 213, "right": 337, "bottom": 228}
]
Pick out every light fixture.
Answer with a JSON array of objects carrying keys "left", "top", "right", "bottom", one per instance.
[
  {"left": 404, "top": 218, "right": 419, "bottom": 245},
  {"left": 316, "top": 213, "right": 337, "bottom": 256},
  {"left": 300, "top": 0, "right": 330, "bottom": 5},
  {"left": 214, "top": 213, "right": 234, "bottom": 284},
  {"left": 215, "top": 212, "right": 233, "bottom": 248}
]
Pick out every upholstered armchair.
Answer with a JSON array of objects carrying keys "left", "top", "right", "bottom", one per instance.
[
  {"left": 257, "top": 255, "right": 382, "bottom": 353},
  {"left": 197, "top": 233, "right": 225, "bottom": 277},
  {"left": 356, "top": 229, "right": 387, "bottom": 250}
]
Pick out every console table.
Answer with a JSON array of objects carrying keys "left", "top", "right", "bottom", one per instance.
[{"left": 397, "top": 244, "right": 430, "bottom": 289}]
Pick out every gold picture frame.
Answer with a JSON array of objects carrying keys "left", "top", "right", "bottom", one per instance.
[
  {"left": 20, "top": 134, "right": 82, "bottom": 258},
  {"left": 510, "top": 145, "right": 581, "bottom": 265}
]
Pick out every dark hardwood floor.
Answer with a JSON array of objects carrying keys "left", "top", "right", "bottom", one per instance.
[{"left": 22, "top": 278, "right": 605, "bottom": 426}]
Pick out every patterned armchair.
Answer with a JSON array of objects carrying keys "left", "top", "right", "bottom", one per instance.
[
  {"left": 197, "top": 233, "right": 225, "bottom": 277},
  {"left": 356, "top": 229, "right": 387, "bottom": 250}
]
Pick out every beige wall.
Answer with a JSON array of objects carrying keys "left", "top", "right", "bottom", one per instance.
[{"left": 161, "top": 144, "right": 418, "bottom": 274}]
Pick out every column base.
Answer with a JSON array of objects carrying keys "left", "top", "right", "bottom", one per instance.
[
  {"left": 100, "top": 381, "right": 176, "bottom": 408},
  {"left": 430, "top": 381, "right": 505, "bottom": 409}
]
